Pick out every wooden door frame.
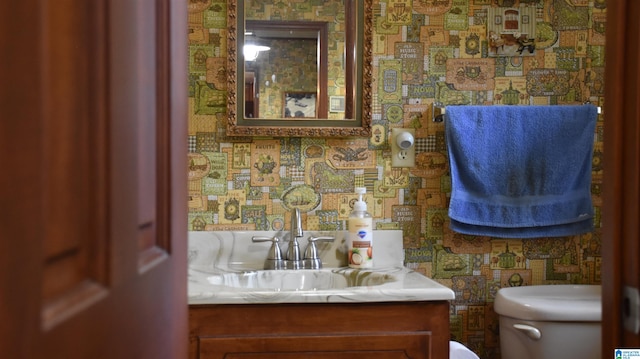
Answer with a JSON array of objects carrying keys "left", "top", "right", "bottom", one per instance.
[{"left": 603, "top": 0, "right": 640, "bottom": 356}]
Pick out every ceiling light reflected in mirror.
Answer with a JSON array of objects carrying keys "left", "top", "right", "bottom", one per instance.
[{"left": 243, "top": 44, "right": 270, "bottom": 61}]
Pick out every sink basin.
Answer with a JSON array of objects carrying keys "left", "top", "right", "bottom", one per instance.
[
  {"left": 202, "top": 268, "right": 396, "bottom": 291},
  {"left": 188, "top": 265, "right": 455, "bottom": 304},
  {"left": 187, "top": 230, "right": 455, "bottom": 304}
]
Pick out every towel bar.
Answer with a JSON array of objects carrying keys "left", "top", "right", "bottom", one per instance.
[{"left": 433, "top": 104, "right": 601, "bottom": 122}]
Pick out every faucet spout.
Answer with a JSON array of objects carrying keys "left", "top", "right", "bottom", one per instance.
[
  {"left": 291, "top": 208, "right": 303, "bottom": 238},
  {"left": 285, "top": 208, "right": 304, "bottom": 269}
]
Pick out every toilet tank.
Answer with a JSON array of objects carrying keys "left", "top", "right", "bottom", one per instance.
[{"left": 495, "top": 285, "right": 601, "bottom": 359}]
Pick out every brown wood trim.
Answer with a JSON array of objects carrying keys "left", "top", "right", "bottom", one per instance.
[
  {"left": 200, "top": 332, "right": 431, "bottom": 358},
  {"left": 137, "top": 0, "right": 173, "bottom": 273},
  {"left": 39, "top": 0, "right": 111, "bottom": 329},
  {"left": 155, "top": 0, "right": 173, "bottom": 256},
  {"left": 138, "top": 225, "right": 169, "bottom": 273},
  {"left": 89, "top": 0, "right": 111, "bottom": 290},
  {"left": 41, "top": 281, "right": 108, "bottom": 331},
  {"left": 603, "top": 0, "right": 640, "bottom": 354}
]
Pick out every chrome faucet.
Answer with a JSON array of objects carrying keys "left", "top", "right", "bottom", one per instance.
[
  {"left": 285, "top": 208, "right": 304, "bottom": 269},
  {"left": 252, "top": 208, "right": 335, "bottom": 270}
]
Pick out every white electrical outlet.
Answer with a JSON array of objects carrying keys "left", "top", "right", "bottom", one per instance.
[{"left": 391, "top": 128, "right": 415, "bottom": 167}]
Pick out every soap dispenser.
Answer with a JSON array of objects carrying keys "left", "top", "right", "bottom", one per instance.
[{"left": 347, "top": 187, "right": 373, "bottom": 268}]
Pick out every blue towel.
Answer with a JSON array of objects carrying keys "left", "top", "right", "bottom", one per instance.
[{"left": 445, "top": 105, "right": 598, "bottom": 238}]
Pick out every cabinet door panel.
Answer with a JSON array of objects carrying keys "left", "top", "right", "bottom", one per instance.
[
  {"left": 212, "top": 353, "right": 410, "bottom": 359},
  {"left": 199, "top": 332, "right": 431, "bottom": 359}
]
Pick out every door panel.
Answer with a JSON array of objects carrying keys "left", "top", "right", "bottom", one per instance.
[
  {"left": 200, "top": 333, "right": 430, "bottom": 359},
  {"left": 39, "top": 0, "right": 111, "bottom": 331},
  {"left": 0, "top": 0, "right": 188, "bottom": 358}
]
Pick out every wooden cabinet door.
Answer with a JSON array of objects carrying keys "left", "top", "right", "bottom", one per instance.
[
  {"left": 0, "top": 0, "right": 188, "bottom": 358},
  {"left": 200, "top": 333, "right": 432, "bottom": 359},
  {"left": 190, "top": 302, "right": 449, "bottom": 359}
]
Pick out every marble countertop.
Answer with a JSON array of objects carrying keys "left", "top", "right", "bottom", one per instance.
[{"left": 188, "top": 230, "right": 455, "bottom": 305}]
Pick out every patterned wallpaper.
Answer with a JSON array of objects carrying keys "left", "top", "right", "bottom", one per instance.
[{"left": 187, "top": 0, "right": 606, "bottom": 358}]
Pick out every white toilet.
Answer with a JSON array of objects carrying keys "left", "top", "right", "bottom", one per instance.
[{"left": 494, "top": 285, "right": 601, "bottom": 359}]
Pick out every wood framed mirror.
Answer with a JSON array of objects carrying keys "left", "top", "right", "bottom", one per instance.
[{"left": 226, "top": 0, "right": 372, "bottom": 137}]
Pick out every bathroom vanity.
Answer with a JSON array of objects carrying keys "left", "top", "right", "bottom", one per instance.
[
  {"left": 188, "top": 231, "right": 454, "bottom": 359},
  {"left": 189, "top": 300, "right": 450, "bottom": 358}
]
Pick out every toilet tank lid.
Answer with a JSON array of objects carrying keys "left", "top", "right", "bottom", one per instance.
[{"left": 494, "top": 285, "right": 601, "bottom": 322}]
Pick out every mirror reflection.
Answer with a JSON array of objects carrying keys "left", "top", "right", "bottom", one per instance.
[
  {"left": 227, "top": 0, "right": 373, "bottom": 137},
  {"left": 244, "top": 20, "right": 328, "bottom": 119}
]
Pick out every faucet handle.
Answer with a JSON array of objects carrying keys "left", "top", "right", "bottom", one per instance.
[
  {"left": 252, "top": 236, "right": 283, "bottom": 260},
  {"left": 303, "top": 236, "right": 334, "bottom": 269},
  {"left": 252, "top": 236, "right": 285, "bottom": 270},
  {"left": 303, "top": 236, "right": 334, "bottom": 259}
]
